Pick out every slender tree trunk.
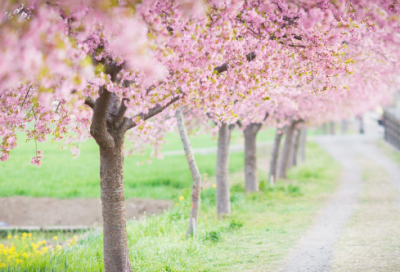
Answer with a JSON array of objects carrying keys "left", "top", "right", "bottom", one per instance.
[
  {"left": 269, "top": 129, "right": 284, "bottom": 185},
  {"left": 216, "top": 123, "right": 232, "bottom": 216},
  {"left": 278, "top": 121, "right": 296, "bottom": 179},
  {"left": 175, "top": 109, "right": 202, "bottom": 238},
  {"left": 321, "top": 123, "right": 327, "bottom": 134},
  {"left": 357, "top": 115, "right": 365, "bottom": 134},
  {"left": 300, "top": 128, "right": 307, "bottom": 163},
  {"left": 100, "top": 143, "right": 133, "bottom": 272},
  {"left": 287, "top": 132, "right": 295, "bottom": 170},
  {"left": 329, "top": 121, "right": 335, "bottom": 135},
  {"left": 292, "top": 129, "right": 301, "bottom": 167},
  {"left": 244, "top": 123, "right": 262, "bottom": 192},
  {"left": 341, "top": 120, "right": 348, "bottom": 134}
]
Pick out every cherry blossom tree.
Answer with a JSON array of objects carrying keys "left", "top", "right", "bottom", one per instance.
[{"left": 2, "top": 1, "right": 400, "bottom": 271}]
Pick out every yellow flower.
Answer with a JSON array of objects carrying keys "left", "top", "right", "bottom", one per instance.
[
  {"left": 53, "top": 236, "right": 58, "bottom": 240},
  {"left": 73, "top": 236, "right": 78, "bottom": 240},
  {"left": 212, "top": 184, "right": 216, "bottom": 188},
  {"left": 7, "top": 235, "right": 12, "bottom": 239},
  {"left": 55, "top": 245, "right": 62, "bottom": 251},
  {"left": 179, "top": 196, "right": 184, "bottom": 201},
  {"left": 14, "top": 235, "right": 18, "bottom": 240}
]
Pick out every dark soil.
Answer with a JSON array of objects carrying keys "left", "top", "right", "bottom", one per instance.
[{"left": 0, "top": 196, "right": 172, "bottom": 227}]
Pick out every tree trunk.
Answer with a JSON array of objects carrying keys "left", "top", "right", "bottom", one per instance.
[
  {"left": 358, "top": 116, "right": 365, "bottom": 134},
  {"left": 87, "top": 59, "right": 179, "bottom": 271},
  {"left": 244, "top": 123, "right": 262, "bottom": 192},
  {"left": 278, "top": 121, "right": 296, "bottom": 179},
  {"left": 269, "top": 129, "right": 284, "bottom": 185},
  {"left": 100, "top": 144, "right": 133, "bottom": 272},
  {"left": 341, "top": 120, "right": 348, "bottom": 134},
  {"left": 292, "top": 129, "right": 301, "bottom": 167},
  {"left": 300, "top": 128, "right": 307, "bottom": 163},
  {"left": 321, "top": 123, "right": 327, "bottom": 134},
  {"left": 216, "top": 123, "right": 232, "bottom": 216},
  {"left": 175, "top": 109, "right": 202, "bottom": 238},
  {"left": 329, "top": 121, "right": 335, "bottom": 135}
]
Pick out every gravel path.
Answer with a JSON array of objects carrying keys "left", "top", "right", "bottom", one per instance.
[
  {"left": 282, "top": 136, "right": 363, "bottom": 272},
  {"left": 282, "top": 133, "right": 400, "bottom": 271}
]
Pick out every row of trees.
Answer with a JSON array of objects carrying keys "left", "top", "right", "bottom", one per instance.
[{"left": 1, "top": 1, "right": 399, "bottom": 271}]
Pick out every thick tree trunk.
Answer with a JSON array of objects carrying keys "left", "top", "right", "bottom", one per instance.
[
  {"left": 300, "top": 128, "right": 307, "bottom": 163},
  {"left": 292, "top": 129, "right": 301, "bottom": 167},
  {"left": 87, "top": 57, "right": 179, "bottom": 271},
  {"left": 100, "top": 144, "right": 133, "bottom": 272},
  {"left": 278, "top": 121, "right": 296, "bottom": 179},
  {"left": 216, "top": 123, "right": 232, "bottom": 216},
  {"left": 175, "top": 109, "right": 202, "bottom": 238},
  {"left": 244, "top": 123, "right": 262, "bottom": 192},
  {"left": 269, "top": 129, "right": 284, "bottom": 185},
  {"left": 329, "top": 121, "right": 335, "bottom": 135}
]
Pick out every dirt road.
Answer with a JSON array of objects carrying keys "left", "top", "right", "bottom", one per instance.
[{"left": 282, "top": 135, "right": 400, "bottom": 271}]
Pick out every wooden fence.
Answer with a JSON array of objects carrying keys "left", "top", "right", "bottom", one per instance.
[{"left": 383, "top": 109, "right": 400, "bottom": 149}]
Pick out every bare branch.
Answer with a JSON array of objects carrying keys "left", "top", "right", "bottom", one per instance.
[
  {"left": 263, "top": 111, "right": 269, "bottom": 121},
  {"left": 124, "top": 96, "right": 180, "bottom": 131},
  {"left": 206, "top": 112, "right": 218, "bottom": 126},
  {"left": 21, "top": 85, "right": 32, "bottom": 107},
  {"left": 85, "top": 97, "right": 95, "bottom": 109},
  {"left": 246, "top": 52, "right": 256, "bottom": 61},
  {"left": 115, "top": 98, "right": 129, "bottom": 126},
  {"left": 214, "top": 51, "right": 256, "bottom": 75},
  {"left": 214, "top": 62, "right": 228, "bottom": 74}
]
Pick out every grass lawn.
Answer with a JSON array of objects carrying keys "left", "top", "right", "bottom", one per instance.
[
  {"left": 1, "top": 142, "right": 341, "bottom": 271},
  {"left": 0, "top": 129, "right": 277, "bottom": 200}
]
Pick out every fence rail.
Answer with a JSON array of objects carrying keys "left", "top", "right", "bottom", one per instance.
[{"left": 383, "top": 109, "right": 400, "bottom": 149}]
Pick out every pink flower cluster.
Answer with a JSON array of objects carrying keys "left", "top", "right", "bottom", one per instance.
[{"left": 0, "top": 0, "right": 399, "bottom": 164}]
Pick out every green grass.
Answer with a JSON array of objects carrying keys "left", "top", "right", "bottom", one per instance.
[
  {"left": 377, "top": 139, "right": 400, "bottom": 165},
  {"left": 3, "top": 142, "right": 341, "bottom": 271},
  {"left": 0, "top": 128, "right": 279, "bottom": 200},
  {"left": 0, "top": 131, "right": 252, "bottom": 200}
]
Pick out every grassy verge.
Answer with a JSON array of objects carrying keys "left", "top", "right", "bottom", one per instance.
[
  {"left": 331, "top": 159, "right": 400, "bottom": 271},
  {"left": 3, "top": 142, "right": 340, "bottom": 271},
  {"left": 377, "top": 139, "right": 400, "bottom": 165}
]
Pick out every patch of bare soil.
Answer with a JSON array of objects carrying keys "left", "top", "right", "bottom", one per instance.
[
  {"left": 331, "top": 159, "right": 400, "bottom": 271},
  {"left": 0, "top": 196, "right": 172, "bottom": 227}
]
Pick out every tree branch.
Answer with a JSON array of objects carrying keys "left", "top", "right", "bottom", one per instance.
[
  {"left": 90, "top": 87, "right": 115, "bottom": 148},
  {"left": 114, "top": 98, "right": 129, "bottom": 126},
  {"left": 214, "top": 52, "right": 256, "bottom": 74},
  {"left": 85, "top": 97, "right": 95, "bottom": 109},
  {"left": 263, "top": 111, "right": 270, "bottom": 121},
  {"left": 124, "top": 96, "right": 180, "bottom": 131}
]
